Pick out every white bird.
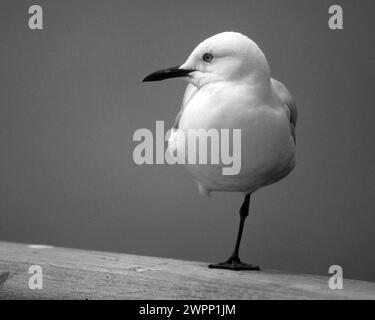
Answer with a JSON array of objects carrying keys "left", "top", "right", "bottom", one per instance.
[{"left": 143, "top": 32, "right": 297, "bottom": 271}]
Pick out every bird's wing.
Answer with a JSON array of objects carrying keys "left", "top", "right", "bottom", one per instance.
[
  {"left": 173, "top": 83, "right": 198, "bottom": 129},
  {"left": 271, "top": 78, "right": 297, "bottom": 144}
]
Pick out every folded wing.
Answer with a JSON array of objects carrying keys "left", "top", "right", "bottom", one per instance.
[{"left": 271, "top": 78, "right": 297, "bottom": 144}]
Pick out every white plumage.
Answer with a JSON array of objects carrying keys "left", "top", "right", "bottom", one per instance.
[{"left": 168, "top": 32, "right": 296, "bottom": 196}]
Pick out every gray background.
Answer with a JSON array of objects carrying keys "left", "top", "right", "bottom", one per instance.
[{"left": 1, "top": 0, "right": 374, "bottom": 281}]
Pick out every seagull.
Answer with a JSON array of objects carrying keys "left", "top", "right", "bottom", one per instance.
[{"left": 143, "top": 32, "right": 297, "bottom": 271}]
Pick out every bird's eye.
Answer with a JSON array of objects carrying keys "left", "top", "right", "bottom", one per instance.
[{"left": 202, "top": 53, "right": 214, "bottom": 63}]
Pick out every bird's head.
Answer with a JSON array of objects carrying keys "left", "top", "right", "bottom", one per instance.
[{"left": 143, "top": 32, "right": 270, "bottom": 88}]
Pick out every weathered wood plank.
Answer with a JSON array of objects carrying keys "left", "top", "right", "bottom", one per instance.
[{"left": 0, "top": 241, "right": 374, "bottom": 299}]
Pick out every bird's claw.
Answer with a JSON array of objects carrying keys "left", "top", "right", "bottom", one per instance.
[{"left": 208, "top": 258, "right": 260, "bottom": 271}]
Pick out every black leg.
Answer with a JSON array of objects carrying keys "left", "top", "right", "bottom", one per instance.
[{"left": 208, "top": 194, "right": 260, "bottom": 271}]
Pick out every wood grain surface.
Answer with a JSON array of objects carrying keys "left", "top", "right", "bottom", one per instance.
[{"left": 0, "top": 241, "right": 374, "bottom": 299}]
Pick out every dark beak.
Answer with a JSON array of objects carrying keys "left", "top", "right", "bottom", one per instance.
[{"left": 143, "top": 65, "right": 194, "bottom": 82}]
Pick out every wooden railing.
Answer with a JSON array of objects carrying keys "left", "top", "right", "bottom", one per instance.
[{"left": 0, "top": 241, "right": 374, "bottom": 299}]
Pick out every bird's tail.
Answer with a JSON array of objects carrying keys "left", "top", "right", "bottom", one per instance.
[{"left": 198, "top": 183, "right": 211, "bottom": 197}]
